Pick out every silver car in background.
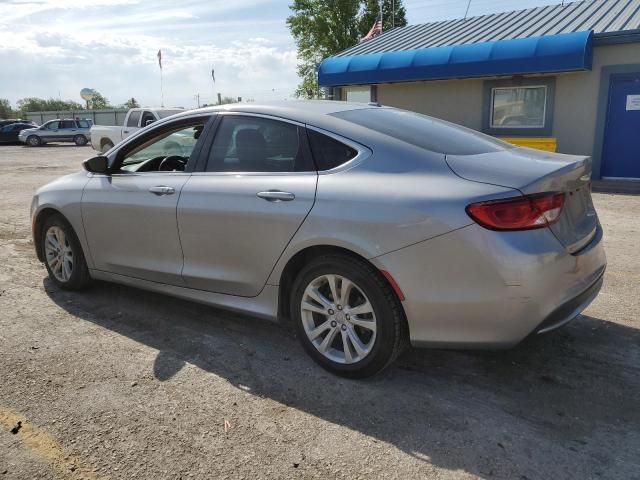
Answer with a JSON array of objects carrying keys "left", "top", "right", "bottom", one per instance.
[
  {"left": 20, "top": 118, "right": 92, "bottom": 146},
  {"left": 30, "top": 102, "right": 606, "bottom": 377}
]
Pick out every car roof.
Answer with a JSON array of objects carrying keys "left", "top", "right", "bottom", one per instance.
[
  {"left": 188, "top": 100, "right": 375, "bottom": 121},
  {"left": 170, "top": 100, "right": 384, "bottom": 132}
]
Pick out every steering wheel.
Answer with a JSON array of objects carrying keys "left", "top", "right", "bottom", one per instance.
[{"left": 159, "top": 155, "right": 186, "bottom": 171}]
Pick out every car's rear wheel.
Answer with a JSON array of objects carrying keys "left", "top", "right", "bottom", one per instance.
[
  {"left": 73, "top": 135, "right": 88, "bottom": 146},
  {"left": 41, "top": 214, "right": 91, "bottom": 290},
  {"left": 101, "top": 140, "right": 114, "bottom": 153},
  {"left": 27, "top": 135, "right": 41, "bottom": 147},
  {"left": 290, "top": 254, "right": 406, "bottom": 378}
]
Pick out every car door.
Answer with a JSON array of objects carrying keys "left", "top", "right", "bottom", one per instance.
[
  {"left": 42, "top": 120, "right": 60, "bottom": 141},
  {"left": 60, "top": 120, "right": 76, "bottom": 141},
  {"left": 123, "top": 110, "right": 141, "bottom": 140},
  {"left": 81, "top": 116, "right": 213, "bottom": 285},
  {"left": 177, "top": 113, "right": 318, "bottom": 297}
]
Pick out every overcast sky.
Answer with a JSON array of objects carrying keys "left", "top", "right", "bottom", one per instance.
[{"left": 0, "top": 0, "right": 566, "bottom": 109}]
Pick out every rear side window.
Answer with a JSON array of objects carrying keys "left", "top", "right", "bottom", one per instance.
[
  {"left": 61, "top": 120, "right": 75, "bottom": 129},
  {"left": 77, "top": 120, "right": 90, "bottom": 128},
  {"left": 207, "top": 116, "right": 314, "bottom": 173},
  {"left": 332, "top": 108, "right": 514, "bottom": 155},
  {"left": 307, "top": 130, "right": 358, "bottom": 171},
  {"left": 127, "top": 111, "right": 141, "bottom": 127}
]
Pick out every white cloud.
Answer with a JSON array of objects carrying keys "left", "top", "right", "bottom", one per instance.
[{"left": 0, "top": 0, "right": 300, "bottom": 108}]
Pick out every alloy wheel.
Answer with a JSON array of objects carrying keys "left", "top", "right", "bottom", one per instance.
[
  {"left": 300, "top": 274, "right": 377, "bottom": 364},
  {"left": 44, "top": 225, "right": 74, "bottom": 282}
]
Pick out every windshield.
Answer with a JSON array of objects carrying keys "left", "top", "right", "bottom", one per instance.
[{"left": 331, "top": 108, "right": 514, "bottom": 156}]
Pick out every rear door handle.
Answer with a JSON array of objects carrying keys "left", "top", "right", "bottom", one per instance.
[
  {"left": 256, "top": 190, "right": 295, "bottom": 202},
  {"left": 149, "top": 185, "right": 175, "bottom": 196}
]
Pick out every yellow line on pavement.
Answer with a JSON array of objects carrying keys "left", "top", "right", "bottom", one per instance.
[{"left": 0, "top": 406, "right": 107, "bottom": 480}]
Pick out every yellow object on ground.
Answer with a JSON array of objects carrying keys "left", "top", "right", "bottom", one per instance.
[
  {"left": 500, "top": 137, "right": 557, "bottom": 152},
  {"left": 0, "top": 406, "right": 106, "bottom": 479}
]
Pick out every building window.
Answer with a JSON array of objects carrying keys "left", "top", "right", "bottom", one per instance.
[
  {"left": 491, "top": 86, "right": 547, "bottom": 128},
  {"left": 483, "top": 77, "right": 555, "bottom": 137}
]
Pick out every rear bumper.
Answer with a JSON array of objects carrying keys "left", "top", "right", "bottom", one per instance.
[{"left": 373, "top": 223, "right": 606, "bottom": 349}]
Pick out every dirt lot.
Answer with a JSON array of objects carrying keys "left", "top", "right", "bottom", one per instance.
[{"left": 0, "top": 143, "right": 638, "bottom": 480}]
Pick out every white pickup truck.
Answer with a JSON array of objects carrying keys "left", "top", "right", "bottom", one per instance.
[{"left": 90, "top": 108, "right": 184, "bottom": 152}]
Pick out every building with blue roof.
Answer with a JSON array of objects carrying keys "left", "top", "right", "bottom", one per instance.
[{"left": 319, "top": 0, "right": 640, "bottom": 180}]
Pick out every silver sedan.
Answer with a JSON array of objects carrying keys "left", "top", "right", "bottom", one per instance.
[{"left": 31, "top": 102, "right": 606, "bottom": 377}]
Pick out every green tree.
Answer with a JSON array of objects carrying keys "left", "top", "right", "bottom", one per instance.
[
  {"left": 16, "top": 97, "right": 84, "bottom": 114},
  {"left": 88, "top": 92, "right": 111, "bottom": 109},
  {"left": 287, "top": 0, "right": 361, "bottom": 98},
  {"left": 0, "top": 98, "right": 13, "bottom": 119},
  {"left": 216, "top": 96, "right": 238, "bottom": 105},
  {"left": 359, "top": 0, "right": 407, "bottom": 36},
  {"left": 123, "top": 97, "right": 140, "bottom": 109}
]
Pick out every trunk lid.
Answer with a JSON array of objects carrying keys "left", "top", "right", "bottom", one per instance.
[{"left": 446, "top": 147, "right": 598, "bottom": 253}]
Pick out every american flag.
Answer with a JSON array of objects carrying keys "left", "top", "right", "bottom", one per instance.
[
  {"left": 361, "top": 13, "right": 382, "bottom": 42},
  {"left": 157, "top": 49, "right": 162, "bottom": 70}
]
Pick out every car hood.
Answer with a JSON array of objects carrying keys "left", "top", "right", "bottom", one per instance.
[{"left": 19, "top": 128, "right": 38, "bottom": 134}]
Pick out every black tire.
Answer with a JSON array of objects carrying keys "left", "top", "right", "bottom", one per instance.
[
  {"left": 74, "top": 135, "right": 88, "bottom": 146},
  {"left": 27, "top": 135, "right": 41, "bottom": 147},
  {"left": 101, "top": 140, "right": 114, "bottom": 153},
  {"left": 290, "top": 254, "right": 406, "bottom": 378},
  {"left": 41, "top": 214, "right": 91, "bottom": 290}
]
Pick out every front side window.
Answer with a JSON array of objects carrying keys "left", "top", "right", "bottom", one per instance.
[
  {"left": 127, "top": 110, "right": 141, "bottom": 127},
  {"left": 46, "top": 121, "right": 60, "bottom": 130},
  {"left": 491, "top": 86, "right": 547, "bottom": 128},
  {"left": 118, "top": 122, "right": 205, "bottom": 173},
  {"left": 206, "top": 116, "right": 313, "bottom": 173}
]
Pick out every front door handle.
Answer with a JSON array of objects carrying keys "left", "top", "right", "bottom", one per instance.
[
  {"left": 149, "top": 185, "right": 175, "bottom": 196},
  {"left": 256, "top": 190, "right": 295, "bottom": 202}
]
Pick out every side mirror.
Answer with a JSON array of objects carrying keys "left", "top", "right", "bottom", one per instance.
[
  {"left": 83, "top": 155, "right": 110, "bottom": 174},
  {"left": 145, "top": 119, "right": 155, "bottom": 127}
]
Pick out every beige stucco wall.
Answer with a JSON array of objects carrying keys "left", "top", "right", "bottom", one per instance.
[
  {"left": 371, "top": 43, "right": 640, "bottom": 157},
  {"left": 554, "top": 43, "right": 640, "bottom": 156}
]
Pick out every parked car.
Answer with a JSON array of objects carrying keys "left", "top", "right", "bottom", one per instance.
[
  {"left": 0, "top": 122, "right": 38, "bottom": 144},
  {"left": 31, "top": 102, "right": 606, "bottom": 378},
  {"left": 90, "top": 108, "right": 184, "bottom": 153},
  {"left": 19, "top": 119, "right": 91, "bottom": 146},
  {"left": 0, "top": 119, "right": 37, "bottom": 129}
]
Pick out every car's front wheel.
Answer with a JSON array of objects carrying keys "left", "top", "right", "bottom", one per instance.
[
  {"left": 290, "top": 254, "right": 406, "bottom": 378},
  {"left": 101, "top": 140, "right": 114, "bottom": 153},
  {"left": 74, "top": 135, "right": 88, "bottom": 146},
  {"left": 41, "top": 214, "right": 91, "bottom": 290},
  {"left": 26, "top": 135, "right": 41, "bottom": 147}
]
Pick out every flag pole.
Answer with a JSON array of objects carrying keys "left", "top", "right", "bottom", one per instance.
[
  {"left": 380, "top": 0, "right": 383, "bottom": 30},
  {"left": 160, "top": 69, "right": 164, "bottom": 107}
]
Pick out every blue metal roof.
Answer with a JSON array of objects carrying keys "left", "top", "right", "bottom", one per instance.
[{"left": 319, "top": 30, "right": 594, "bottom": 87}]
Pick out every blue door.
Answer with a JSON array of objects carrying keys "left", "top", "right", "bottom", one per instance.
[{"left": 601, "top": 73, "right": 640, "bottom": 179}]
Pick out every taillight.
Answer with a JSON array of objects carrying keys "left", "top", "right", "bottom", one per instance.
[{"left": 466, "top": 192, "right": 565, "bottom": 231}]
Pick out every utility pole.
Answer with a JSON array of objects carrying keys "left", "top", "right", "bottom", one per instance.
[
  {"left": 194, "top": 93, "right": 200, "bottom": 108},
  {"left": 464, "top": 0, "right": 472, "bottom": 20}
]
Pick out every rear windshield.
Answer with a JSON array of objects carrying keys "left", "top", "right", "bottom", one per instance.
[
  {"left": 157, "top": 109, "right": 184, "bottom": 119},
  {"left": 331, "top": 108, "right": 514, "bottom": 155}
]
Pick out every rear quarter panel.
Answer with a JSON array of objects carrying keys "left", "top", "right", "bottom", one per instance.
[{"left": 267, "top": 140, "right": 518, "bottom": 285}]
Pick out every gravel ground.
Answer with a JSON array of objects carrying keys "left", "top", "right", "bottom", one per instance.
[{"left": 0, "top": 143, "right": 638, "bottom": 480}]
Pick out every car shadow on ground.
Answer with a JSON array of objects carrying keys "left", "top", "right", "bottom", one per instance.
[{"left": 43, "top": 278, "right": 640, "bottom": 479}]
